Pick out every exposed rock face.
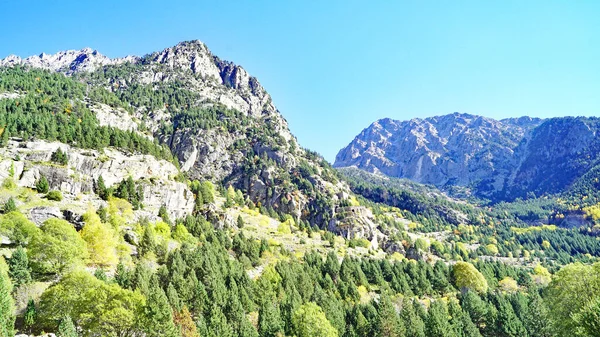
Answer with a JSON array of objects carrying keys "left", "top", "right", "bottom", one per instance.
[
  {"left": 0, "top": 139, "right": 194, "bottom": 220},
  {"left": 336, "top": 114, "right": 600, "bottom": 201},
  {"left": 335, "top": 113, "right": 544, "bottom": 199},
  {"left": 0, "top": 48, "right": 136, "bottom": 74},
  {"left": 330, "top": 206, "right": 387, "bottom": 250}
]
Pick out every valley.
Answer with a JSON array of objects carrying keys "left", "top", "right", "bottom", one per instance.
[{"left": 0, "top": 41, "right": 598, "bottom": 337}]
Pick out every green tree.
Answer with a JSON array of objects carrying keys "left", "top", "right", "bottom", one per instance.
[
  {"left": 158, "top": 204, "right": 170, "bottom": 224},
  {"left": 80, "top": 209, "right": 118, "bottom": 267},
  {"left": 200, "top": 181, "right": 215, "bottom": 204},
  {"left": 573, "top": 297, "right": 600, "bottom": 337},
  {"left": 292, "top": 302, "right": 338, "bottom": 337},
  {"left": 258, "top": 300, "right": 283, "bottom": 337},
  {"left": 376, "top": 294, "right": 404, "bottom": 337},
  {"left": 8, "top": 246, "right": 31, "bottom": 287},
  {"left": 400, "top": 301, "right": 425, "bottom": 337},
  {"left": 523, "top": 291, "right": 552, "bottom": 337},
  {"left": 36, "top": 175, "right": 49, "bottom": 193},
  {"left": 3, "top": 198, "right": 16, "bottom": 213},
  {"left": 51, "top": 148, "right": 68, "bottom": 165},
  {"left": 460, "top": 290, "right": 488, "bottom": 329},
  {"left": 0, "top": 258, "right": 15, "bottom": 337},
  {"left": 38, "top": 271, "right": 145, "bottom": 336},
  {"left": 0, "top": 211, "right": 39, "bottom": 245},
  {"left": 95, "top": 176, "right": 108, "bottom": 200},
  {"left": 142, "top": 281, "right": 179, "bottom": 337},
  {"left": 426, "top": 301, "right": 452, "bottom": 337},
  {"left": 494, "top": 296, "right": 527, "bottom": 337},
  {"left": 57, "top": 316, "right": 78, "bottom": 337},
  {"left": 545, "top": 262, "right": 600, "bottom": 336},
  {"left": 28, "top": 218, "right": 88, "bottom": 274}
]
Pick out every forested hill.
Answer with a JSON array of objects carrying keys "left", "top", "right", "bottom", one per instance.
[{"left": 0, "top": 41, "right": 599, "bottom": 337}]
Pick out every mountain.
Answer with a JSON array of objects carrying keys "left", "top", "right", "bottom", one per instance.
[
  {"left": 335, "top": 113, "right": 600, "bottom": 201},
  {"left": 2, "top": 40, "right": 600, "bottom": 337},
  {"left": 0, "top": 40, "right": 352, "bottom": 227}
]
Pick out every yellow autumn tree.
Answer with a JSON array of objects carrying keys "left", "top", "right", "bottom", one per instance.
[
  {"left": 451, "top": 262, "right": 488, "bottom": 293},
  {"left": 81, "top": 207, "right": 119, "bottom": 267}
]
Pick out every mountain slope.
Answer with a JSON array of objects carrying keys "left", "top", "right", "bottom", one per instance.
[
  {"left": 335, "top": 113, "right": 542, "bottom": 199},
  {"left": 0, "top": 40, "right": 354, "bottom": 230}
]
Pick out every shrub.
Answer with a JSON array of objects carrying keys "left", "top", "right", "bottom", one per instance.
[
  {"left": 2, "top": 178, "right": 16, "bottom": 190},
  {"left": 3, "top": 198, "right": 17, "bottom": 213},
  {"left": 46, "top": 190, "right": 63, "bottom": 201}
]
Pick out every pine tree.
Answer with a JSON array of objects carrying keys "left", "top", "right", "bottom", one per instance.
[
  {"left": 522, "top": 291, "right": 552, "bottom": 337},
  {"left": 159, "top": 204, "right": 171, "bottom": 224},
  {"left": 448, "top": 300, "right": 481, "bottom": 337},
  {"left": 142, "top": 282, "right": 179, "bottom": 337},
  {"left": 376, "top": 294, "right": 404, "bottom": 337},
  {"left": 426, "top": 300, "right": 452, "bottom": 337},
  {"left": 95, "top": 176, "right": 108, "bottom": 200},
  {"left": 36, "top": 175, "right": 49, "bottom": 193},
  {"left": 400, "top": 300, "right": 425, "bottom": 337},
  {"left": 114, "top": 262, "right": 130, "bottom": 289},
  {"left": 0, "top": 260, "right": 15, "bottom": 337},
  {"left": 167, "top": 283, "right": 182, "bottom": 311},
  {"left": 494, "top": 296, "right": 527, "bottom": 337},
  {"left": 258, "top": 300, "right": 284, "bottom": 337},
  {"left": 8, "top": 246, "right": 31, "bottom": 287},
  {"left": 237, "top": 215, "right": 245, "bottom": 228},
  {"left": 460, "top": 290, "right": 488, "bottom": 328},
  {"left": 57, "top": 316, "right": 78, "bottom": 337}
]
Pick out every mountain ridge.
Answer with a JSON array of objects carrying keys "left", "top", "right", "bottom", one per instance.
[{"left": 335, "top": 113, "right": 600, "bottom": 201}]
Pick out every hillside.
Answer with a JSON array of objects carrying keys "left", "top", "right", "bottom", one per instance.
[{"left": 0, "top": 42, "right": 599, "bottom": 337}]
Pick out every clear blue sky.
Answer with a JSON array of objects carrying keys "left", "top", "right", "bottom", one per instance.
[{"left": 1, "top": 1, "right": 599, "bottom": 161}]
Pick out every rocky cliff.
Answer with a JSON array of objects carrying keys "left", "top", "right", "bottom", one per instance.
[
  {"left": 335, "top": 113, "right": 543, "bottom": 199},
  {"left": 336, "top": 113, "right": 600, "bottom": 201},
  {"left": 0, "top": 139, "right": 194, "bottom": 223}
]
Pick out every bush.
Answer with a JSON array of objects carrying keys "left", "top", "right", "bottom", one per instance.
[
  {"left": 3, "top": 198, "right": 17, "bottom": 213},
  {"left": 348, "top": 238, "right": 370, "bottom": 248},
  {"left": 46, "top": 190, "right": 63, "bottom": 201},
  {"left": 2, "top": 178, "right": 16, "bottom": 190}
]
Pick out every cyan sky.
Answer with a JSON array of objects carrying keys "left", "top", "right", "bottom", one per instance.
[{"left": 1, "top": 1, "right": 598, "bottom": 161}]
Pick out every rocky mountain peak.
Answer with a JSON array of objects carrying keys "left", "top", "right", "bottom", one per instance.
[
  {"left": 0, "top": 47, "right": 136, "bottom": 74},
  {"left": 335, "top": 113, "right": 544, "bottom": 198}
]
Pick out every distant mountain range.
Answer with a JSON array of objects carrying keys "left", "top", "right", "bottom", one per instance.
[{"left": 335, "top": 112, "right": 600, "bottom": 201}]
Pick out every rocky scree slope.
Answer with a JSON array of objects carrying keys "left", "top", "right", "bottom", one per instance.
[
  {"left": 0, "top": 40, "right": 367, "bottom": 236},
  {"left": 335, "top": 113, "right": 600, "bottom": 201}
]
